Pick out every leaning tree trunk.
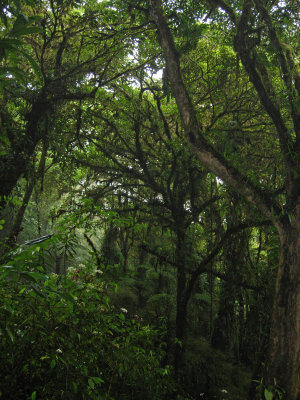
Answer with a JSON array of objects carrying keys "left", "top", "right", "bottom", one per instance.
[{"left": 266, "top": 221, "right": 300, "bottom": 399}]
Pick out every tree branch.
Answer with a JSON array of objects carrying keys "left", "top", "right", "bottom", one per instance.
[{"left": 149, "top": 0, "right": 281, "bottom": 222}]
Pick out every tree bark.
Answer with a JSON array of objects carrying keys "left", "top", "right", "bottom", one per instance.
[
  {"left": 0, "top": 94, "right": 51, "bottom": 207},
  {"left": 174, "top": 229, "right": 187, "bottom": 377},
  {"left": 266, "top": 221, "right": 300, "bottom": 399}
]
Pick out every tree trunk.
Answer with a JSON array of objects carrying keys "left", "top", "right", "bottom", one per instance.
[
  {"left": 6, "top": 179, "right": 35, "bottom": 246},
  {"left": 174, "top": 230, "right": 187, "bottom": 377},
  {"left": 6, "top": 140, "right": 48, "bottom": 247},
  {"left": 0, "top": 96, "right": 51, "bottom": 208},
  {"left": 175, "top": 269, "right": 187, "bottom": 376},
  {"left": 265, "top": 222, "right": 300, "bottom": 399}
]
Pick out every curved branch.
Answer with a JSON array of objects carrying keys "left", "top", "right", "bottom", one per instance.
[{"left": 149, "top": 0, "right": 280, "bottom": 221}]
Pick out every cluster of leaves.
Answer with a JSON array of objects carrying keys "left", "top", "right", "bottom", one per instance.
[
  {"left": 0, "top": 0, "right": 43, "bottom": 87},
  {"left": 0, "top": 244, "right": 174, "bottom": 400}
]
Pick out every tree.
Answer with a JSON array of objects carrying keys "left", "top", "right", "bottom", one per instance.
[
  {"left": 0, "top": 0, "right": 156, "bottom": 208},
  {"left": 69, "top": 81, "right": 270, "bottom": 380},
  {"left": 1, "top": 0, "right": 299, "bottom": 397},
  {"left": 148, "top": 0, "right": 299, "bottom": 398}
]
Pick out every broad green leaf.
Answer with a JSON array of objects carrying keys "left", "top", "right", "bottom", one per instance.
[
  {"left": 11, "top": 26, "right": 43, "bottom": 37},
  {"left": 264, "top": 388, "right": 273, "bottom": 400},
  {"left": 119, "top": 312, "right": 125, "bottom": 320},
  {"left": 88, "top": 378, "right": 95, "bottom": 389},
  {"left": 0, "top": 38, "right": 23, "bottom": 48},
  {"left": 11, "top": 14, "right": 29, "bottom": 34}
]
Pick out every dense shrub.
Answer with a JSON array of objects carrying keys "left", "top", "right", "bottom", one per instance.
[{"left": 0, "top": 260, "right": 174, "bottom": 400}]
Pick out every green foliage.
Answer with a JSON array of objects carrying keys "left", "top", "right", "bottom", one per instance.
[
  {"left": 1, "top": 0, "right": 299, "bottom": 397},
  {"left": 0, "top": 5, "right": 43, "bottom": 87},
  {"left": 0, "top": 257, "right": 174, "bottom": 399},
  {"left": 253, "top": 378, "right": 285, "bottom": 400}
]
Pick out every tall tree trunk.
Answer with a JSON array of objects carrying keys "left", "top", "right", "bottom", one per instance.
[
  {"left": 0, "top": 95, "right": 51, "bottom": 208},
  {"left": 265, "top": 221, "right": 300, "bottom": 399},
  {"left": 174, "top": 229, "right": 187, "bottom": 377}
]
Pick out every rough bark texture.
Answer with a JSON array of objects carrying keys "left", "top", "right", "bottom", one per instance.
[{"left": 267, "top": 220, "right": 300, "bottom": 399}]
